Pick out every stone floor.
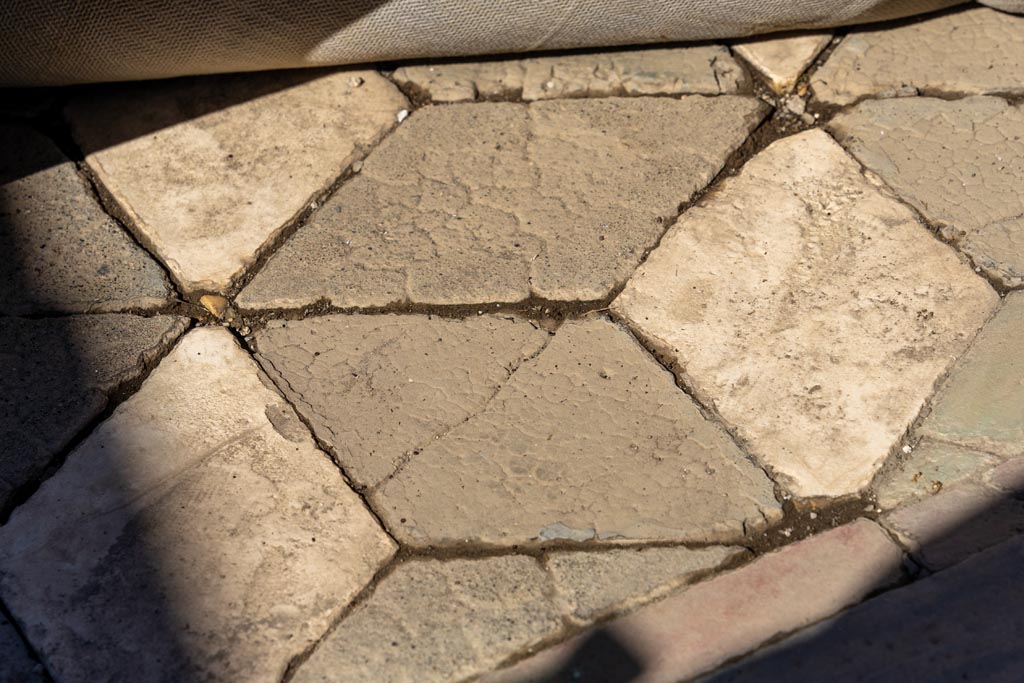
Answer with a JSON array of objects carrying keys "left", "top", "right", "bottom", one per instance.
[{"left": 1, "top": 4, "right": 1023, "bottom": 682}]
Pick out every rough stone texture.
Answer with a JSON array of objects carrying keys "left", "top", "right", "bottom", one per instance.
[
  {"left": 707, "top": 535, "right": 1024, "bottom": 682},
  {"left": 292, "top": 556, "right": 563, "bottom": 683},
  {"left": 0, "top": 314, "right": 186, "bottom": 511},
  {"left": 613, "top": 129, "right": 998, "bottom": 498},
  {"left": 0, "top": 612, "right": 46, "bottom": 683},
  {"left": 0, "top": 125, "right": 171, "bottom": 315},
  {"left": 66, "top": 69, "right": 408, "bottom": 293},
  {"left": 919, "top": 292, "right": 1024, "bottom": 457},
  {"left": 733, "top": 32, "right": 831, "bottom": 93},
  {"left": 237, "top": 97, "right": 766, "bottom": 309},
  {"left": 546, "top": 546, "right": 746, "bottom": 624},
  {"left": 0, "top": 327, "right": 395, "bottom": 683},
  {"left": 830, "top": 97, "right": 1024, "bottom": 289},
  {"left": 873, "top": 439, "right": 999, "bottom": 511},
  {"left": 392, "top": 45, "right": 745, "bottom": 103},
  {"left": 812, "top": 7, "right": 1024, "bottom": 106},
  {"left": 374, "top": 318, "right": 781, "bottom": 548},
  {"left": 254, "top": 314, "right": 550, "bottom": 488},
  {"left": 482, "top": 520, "right": 903, "bottom": 683},
  {"left": 987, "top": 457, "right": 1024, "bottom": 492}
]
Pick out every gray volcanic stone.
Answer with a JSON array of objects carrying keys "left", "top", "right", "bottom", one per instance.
[
  {"left": 873, "top": 439, "right": 999, "bottom": 511},
  {"left": 0, "top": 612, "right": 45, "bottom": 683}
]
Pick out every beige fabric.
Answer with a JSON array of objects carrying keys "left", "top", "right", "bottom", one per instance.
[{"left": 0, "top": 0, "right": 971, "bottom": 86}]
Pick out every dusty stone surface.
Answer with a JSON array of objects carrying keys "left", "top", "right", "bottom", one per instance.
[
  {"left": 830, "top": 97, "right": 1024, "bottom": 289},
  {"left": 613, "top": 129, "right": 998, "bottom": 498},
  {"left": 0, "top": 612, "right": 45, "bottom": 683},
  {"left": 812, "top": 7, "right": 1024, "bottom": 106},
  {"left": 66, "top": 69, "right": 408, "bottom": 293},
  {"left": 987, "top": 457, "right": 1024, "bottom": 492},
  {"left": 919, "top": 292, "right": 1024, "bottom": 457},
  {"left": 873, "top": 439, "right": 999, "bottom": 511},
  {"left": 0, "top": 314, "right": 186, "bottom": 511},
  {"left": 733, "top": 32, "right": 831, "bottom": 94},
  {"left": 546, "top": 546, "right": 746, "bottom": 624},
  {"left": 254, "top": 314, "right": 550, "bottom": 488},
  {"left": 482, "top": 520, "right": 903, "bottom": 683},
  {"left": 374, "top": 318, "right": 781, "bottom": 548},
  {"left": 392, "top": 45, "right": 745, "bottom": 103},
  {"left": 237, "top": 97, "right": 766, "bottom": 309},
  {"left": 292, "top": 556, "right": 563, "bottom": 683},
  {"left": 0, "top": 125, "right": 171, "bottom": 315},
  {"left": 0, "top": 327, "right": 395, "bottom": 683}
]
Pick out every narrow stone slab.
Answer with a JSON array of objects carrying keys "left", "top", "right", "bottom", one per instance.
[
  {"left": 613, "top": 129, "right": 998, "bottom": 498},
  {"left": 374, "top": 318, "right": 781, "bottom": 548},
  {"left": 1, "top": 125, "right": 171, "bottom": 314},
  {"left": 0, "top": 327, "right": 395, "bottom": 682},
  {"left": 67, "top": 70, "right": 408, "bottom": 293},
  {"left": 830, "top": 97, "right": 1024, "bottom": 289},
  {"left": 0, "top": 613, "right": 45, "bottom": 683},
  {"left": 873, "top": 439, "right": 999, "bottom": 511},
  {"left": 482, "top": 520, "right": 903, "bottom": 683},
  {"left": 919, "top": 292, "right": 1024, "bottom": 457},
  {"left": 812, "top": 7, "right": 1024, "bottom": 106},
  {"left": 547, "top": 546, "right": 746, "bottom": 625},
  {"left": 733, "top": 32, "right": 831, "bottom": 94},
  {"left": 0, "top": 314, "right": 186, "bottom": 512},
  {"left": 292, "top": 556, "right": 563, "bottom": 683},
  {"left": 392, "top": 45, "right": 746, "bottom": 103},
  {"left": 254, "top": 314, "right": 550, "bottom": 488},
  {"left": 238, "top": 97, "right": 766, "bottom": 309}
]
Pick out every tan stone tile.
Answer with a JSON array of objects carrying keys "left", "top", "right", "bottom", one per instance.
[
  {"left": 873, "top": 439, "right": 999, "bottom": 511},
  {"left": 0, "top": 327, "right": 395, "bottom": 682},
  {"left": 733, "top": 32, "right": 831, "bottom": 93},
  {"left": 66, "top": 69, "right": 408, "bottom": 293},
  {"left": 613, "top": 129, "right": 998, "bottom": 497}
]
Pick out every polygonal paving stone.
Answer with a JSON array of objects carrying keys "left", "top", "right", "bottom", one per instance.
[
  {"left": 613, "top": 129, "right": 998, "bottom": 498},
  {"left": 0, "top": 612, "right": 46, "bottom": 683},
  {"left": 291, "top": 556, "right": 563, "bottom": 683},
  {"left": 237, "top": 97, "right": 766, "bottom": 310},
  {"left": 919, "top": 292, "right": 1023, "bottom": 457},
  {"left": 1, "top": 125, "right": 172, "bottom": 315},
  {"left": 0, "top": 327, "right": 395, "bottom": 682},
  {"left": 830, "top": 97, "right": 1024, "bottom": 289},
  {"left": 392, "top": 45, "right": 746, "bottom": 103},
  {"left": 0, "top": 314, "right": 186, "bottom": 511},
  {"left": 873, "top": 439, "right": 999, "bottom": 511},
  {"left": 66, "top": 69, "right": 407, "bottom": 294},
  {"left": 254, "top": 314, "right": 550, "bottom": 489},
  {"left": 373, "top": 317, "right": 781, "bottom": 548},
  {"left": 812, "top": 7, "right": 1024, "bottom": 106},
  {"left": 733, "top": 32, "right": 831, "bottom": 94}
]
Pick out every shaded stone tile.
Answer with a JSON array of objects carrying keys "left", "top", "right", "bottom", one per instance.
[
  {"left": 830, "top": 97, "right": 1024, "bottom": 289},
  {"left": 0, "top": 611, "right": 46, "bottom": 683},
  {"left": 919, "top": 292, "right": 1024, "bottom": 456},
  {"left": 0, "top": 327, "right": 395, "bottom": 682},
  {"left": 733, "top": 32, "right": 831, "bottom": 94},
  {"left": 706, "top": 535, "right": 1024, "bottom": 682},
  {"left": 613, "top": 129, "right": 997, "bottom": 498},
  {"left": 66, "top": 69, "right": 408, "bottom": 294},
  {"left": 392, "top": 45, "right": 745, "bottom": 103},
  {"left": 546, "top": 546, "right": 747, "bottom": 625},
  {"left": 873, "top": 439, "right": 999, "bottom": 511},
  {"left": 237, "top": 97, "right": 766, "bottom": 310},
  {"left": 253, "top": 314, "right": 550, "bottom": 488},
  {"left": 374, "top": 318, "right": 781, "bottom": 548},
  {"left": 0, "top": 314, "right": 187, "bottom": 512},
  {"left": 0, "top": 125, "right": 171, "bottom": 315},
  {"left": 291, "top": 556, "right": 563, "bottom": 683},
  {"left": 812, "top": 7, "right": 1024, "bottom": 106},
  {"left": 482, "top": 520, "right": 903, "bottom": 683},
  {"left": 987, "top": 457, "right": 1024, "bottom": 492}
]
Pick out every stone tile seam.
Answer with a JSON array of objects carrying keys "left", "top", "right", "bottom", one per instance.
[{"left": 0, "top": 595, "right": 52, "bottom": 682}]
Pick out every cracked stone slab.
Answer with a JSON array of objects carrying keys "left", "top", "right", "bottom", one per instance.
[
  {"left": 237, "top": 97, "right": 766, "bottom": 309},
  {"left": 254, "top": 314, "right": 550, "bottom": 488},
  {"left": 0, "top": 612, "right": 45, "bottom": 683},
  {"left": 373, "top": 317, "right": 781, "bottom": 548},
  {"left": 613, "top": 129, "right": 998, "bottom": 498},
  {"left": 0, "top": 314, "right": 186, "bottom": 511},
  {"left": 830, "top": 97, "right": 1024, "bottom": 289},
  {"left": 0, "top": 327, "right": 395, "bottom": 682},
  {"left": 391, "top": 45, "right": 746, "bottom": 103},
  {"left": 812, "top": 7, "right": 1024, "bottom": 106},
  {"left": 873, "top": 439, "right": 1000, "bottom": 511},
  {"left": 66, "top": 69, "right": 408, "bottom": 293},
  {"left": 291, "top": 556, "right": 563, "bottom": 683},
  {"left": 733, "top": 32, "right": 831, "bottom": 94},
  {"left": 1, "top": 125, "right": 172, "bottom": 315}
]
